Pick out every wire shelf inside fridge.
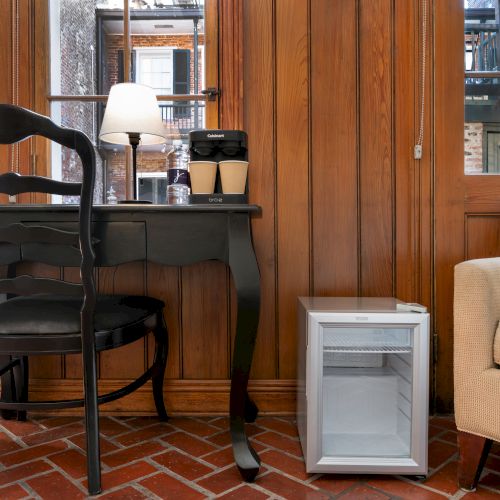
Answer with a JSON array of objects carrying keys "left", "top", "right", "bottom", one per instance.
[{"left": 323, "top": 345, "right": 412, "bottom": 354}]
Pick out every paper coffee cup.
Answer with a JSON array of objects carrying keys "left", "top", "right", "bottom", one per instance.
[
  {"left": 219, "top": 160, "right": 249, "bottom": 194},
  {"left": 188, "top": 161, "right": 217, "bottom": 194}
]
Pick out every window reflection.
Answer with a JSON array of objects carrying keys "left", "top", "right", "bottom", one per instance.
[{"left": 465, "top": 0, "right": 500, "bottom": 174}]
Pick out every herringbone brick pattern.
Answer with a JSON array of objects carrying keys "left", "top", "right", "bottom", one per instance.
[{"left": 0, "top": 415, "right": 497, "bottom": 499}]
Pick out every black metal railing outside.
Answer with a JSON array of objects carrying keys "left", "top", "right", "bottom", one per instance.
[
  {"left": 465, "top": 7, "right": 500, "bottom": 84},
  {"left": 159, "top": 102, "right": 205, "bottom": 131}
]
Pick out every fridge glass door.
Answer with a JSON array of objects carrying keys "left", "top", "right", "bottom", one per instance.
[{"left": 321, "top": 325, "right": 413, "bottom": 459}]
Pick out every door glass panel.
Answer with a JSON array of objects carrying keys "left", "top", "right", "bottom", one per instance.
[
  {"left": 464, "top": 1, "right": 500, "bottom": 174},
  {"left": 321, "top": 326, "right": 413, "bottom": 458}
]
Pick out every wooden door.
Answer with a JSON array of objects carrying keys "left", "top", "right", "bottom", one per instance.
[{"left": 434, "top": 0, "right": 500, "bottom": 412}]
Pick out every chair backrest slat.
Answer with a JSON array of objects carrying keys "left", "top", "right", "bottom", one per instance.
[
  {"left": 0, "top": 275, "right": 83, "bottom": 296},
  {"left": 0, "top": 172, "right": 81, "bottom": 196},
  {"left": 0, "top": 104, "right": 96, "bottom": 330},
  {"left": 0, "top": 223, "right": 80, "bottom": 246}
]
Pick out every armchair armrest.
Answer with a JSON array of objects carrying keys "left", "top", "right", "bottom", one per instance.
[{"left": 454, "top": 258, "right": 500, "bottom": 442}]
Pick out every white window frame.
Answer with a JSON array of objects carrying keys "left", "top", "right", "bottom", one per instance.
[{"left": 134, "top": 47, "right": 176, "bottom": 95}]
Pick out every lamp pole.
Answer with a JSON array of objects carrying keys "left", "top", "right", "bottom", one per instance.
[{"left": 128, "top": 132, "right": 140, "bottom": 199}]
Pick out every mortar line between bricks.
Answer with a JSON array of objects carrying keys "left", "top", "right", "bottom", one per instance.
[
  {"left": 369, "top": 482, "right": 450, "bottom": 500},
  {"left": 250, "top": 439, "right": 303, "bottom": 461},
  {"left": 432, "top": 436, "right": 460, "bottom": 447},
  {"left": 449, "top": 489, "right": 468, "bottom": 500},
  {"left": 212, "top": 481, "right": 259, "bottom": 498},
  {"left": 303, "top": 472, "right": 322, "bottom": 484},
  {"left": 424, "top": 450, "right": 460, "bottom": 477},
  {"left": 1, "top": 450, "right": 70, "bottom": 470},
  {"left": 90, "top": 472, "right": 166, "bottom": 500},
  {"left": 156, "top": 429, "right": 227, "bottom": 452},
  {"left": 148, "top": 442, "right": 218, "bottom": 472},
  {"left": 395, "top": 473, "right": 458, "bottom": 497},
  {"left": 106, "top": 427, "right": 176, "bottom": 447},
  {"left": 192, "top": 460, "right": 271, "bottom": 487},
  {"left": 211, "top": 471, "right": 278, "bottom": 499},
  {"left": 95, "top": 466, "right": 163, "bottom": 495},
  {"left": 254, "top": 443, "right": 305, "bottom": 462},
  {"left": 0, "top": 468, "right": 55, "bottom": 493},
  {"left": 248, "top": 463, "right": 323, "bottom": 491},
  {"left": 142, "top": 455, "right": 216, "bottom": 497},
  {"left": 129, "top": 482, "right": 165, "bottom": 500},
  {"left": 252, "top": 428, "right": 301, "bottom": 442},
  {"left": 100, "top": 439, "right": 174, "bottom": 467},
  {"left": 246, "top": 476, "right": 288, "bottom": 500},
  {"left": 18, "top": 479, "right": 42, "bottom": 500},
  {"left": 479, "top": 484, "right": 500, "bottom": 495},
  {"left": 40, "top": 456, "right": 90, "bottom": 495},
  {"left": 328, "top": 481, "right": 371, "bottom": 499},
  {"left": 0, "top": 425, "right": 32, "bottom": 448},
  {"left": 101, "top": 448, "right": 176, "bottom": 473}
]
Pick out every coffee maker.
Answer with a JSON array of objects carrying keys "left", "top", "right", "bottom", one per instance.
[{"left": 188, "top": 129, "right": 248, "bottom": 204}]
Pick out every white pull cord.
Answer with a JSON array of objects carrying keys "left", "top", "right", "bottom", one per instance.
[{"left": 414, "top": 0, "right": 428, "bottom": 160}]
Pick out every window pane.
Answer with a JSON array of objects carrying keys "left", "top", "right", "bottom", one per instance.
[
  {"left": 129, "top": 1, "right": 205, "bottom": 96},
  {"left": 50, "top": 0, "right": 124, "bottom": 96},
  {"left": 50, "top": 101, "right": 105, "bottom": 203},
  {"left": 465, "top": 1, "right": 500, "bottom": 174}
]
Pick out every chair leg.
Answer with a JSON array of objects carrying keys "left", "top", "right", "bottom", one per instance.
[
  {"left": 151, "top": 312, "right": 168, "bottom": 421},
  {"left": 13, "top": 356, "right": 28, "bottom": 421},
  {"left": 458, "top": 430, "right": 492, "bottom": 491},
  {"left": 0, "top": 356, "right": 18, "bottom": 421},
  {"left": 82, "top": 344, "right": 101, "bottom": 495}
]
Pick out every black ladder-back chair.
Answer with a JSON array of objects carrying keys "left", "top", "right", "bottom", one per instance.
[{"left": 0, "top": 104, "right": 169, "bottom": 495}]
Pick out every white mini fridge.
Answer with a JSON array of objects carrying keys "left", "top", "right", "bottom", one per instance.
[{"left": 297, "top": 297, "right": 429, "bottom": 474}]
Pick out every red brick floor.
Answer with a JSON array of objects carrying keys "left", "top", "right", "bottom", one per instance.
[{"left": 0, "top": 415, "right": 497, "bottom": 499}]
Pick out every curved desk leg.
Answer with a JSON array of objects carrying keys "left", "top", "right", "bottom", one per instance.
[{"left": 228, "top": 213, "right": 261, "bottom": 482}]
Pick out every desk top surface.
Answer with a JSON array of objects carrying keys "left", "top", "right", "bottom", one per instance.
[{"left": 0, "top": 204, "right": 261, "bottom": 214}]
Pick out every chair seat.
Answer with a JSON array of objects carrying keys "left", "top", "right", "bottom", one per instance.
[{"left": 0, "top": 295, "right": 164, "bottom": 335}]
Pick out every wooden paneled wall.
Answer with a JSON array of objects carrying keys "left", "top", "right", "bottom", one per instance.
[
  {"left": 244, "top": 0, "right": 431, "bottom": 391},
  {"left": 1, "top": 0, "right": 434, "bottom": 414}
]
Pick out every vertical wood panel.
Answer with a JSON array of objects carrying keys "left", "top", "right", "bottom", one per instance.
[
  {"left": 393, "top": 0, "right": 433, "bottom": 313},
  {"left": 146, "top": 263, "right": 181, "bottom": 379},
  {"left": 243, "top": 0, "right": 276, "bottom": 379},
  {"left": 276, "top": 0, "right": 310, "bottom": 379},
  {"left": 359, "top": 0, "right": 394, "bottom": 296},
  {"left": 17, "top": 1, "right": 32, "bottom": 204},
  {"left": 311, "top": 0, "right": 358, "bottom": 296},
  {"left": 434, "top": 0, "right": 465, "bottom": 412},
  {"left": 204, "top": 0, "right": 219, "bottom": 129},
  {"left": 219, "top": 0, "right": 243, "bottom": 129},
  {"left": 394, "top": 0, "right": 418, "bottom": 302},
  {"left": 0, "top": 0, "right": 12, "bottom": 194},
  {"left": 99, "top": 263, "right": 146, "bottom": 379},
  {"left": 181, "top": 262, "right": 229, "bottom": 379}
]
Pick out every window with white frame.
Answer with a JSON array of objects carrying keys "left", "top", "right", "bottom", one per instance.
[{"left": 135, "top": 48, "right": 174, "bottom": 94}]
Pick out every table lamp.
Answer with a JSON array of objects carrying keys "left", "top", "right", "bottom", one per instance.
[{"left": 99, "top": 83, "right": 166, "bottom": 201}]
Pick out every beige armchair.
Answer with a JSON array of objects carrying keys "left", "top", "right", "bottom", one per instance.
[{"left": 454, "top": 258, "right": 500, "bottom": 491}]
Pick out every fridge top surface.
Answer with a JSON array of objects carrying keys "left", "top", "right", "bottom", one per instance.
[{"left": 298, "top": 297, "right": 409, "bottom": 313}]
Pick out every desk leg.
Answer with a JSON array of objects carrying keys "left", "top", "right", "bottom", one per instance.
[{"left": 228, "top": 214, "right": 261, "bottom": 482}]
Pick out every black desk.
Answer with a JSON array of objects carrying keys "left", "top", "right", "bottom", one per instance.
[{"left": 0, "top": 203, "right": 262, "bottom": 482}]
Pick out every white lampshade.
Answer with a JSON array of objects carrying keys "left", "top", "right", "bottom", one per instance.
[{"left": 99, "top": 83, "right": 166, "bottom": 146}]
